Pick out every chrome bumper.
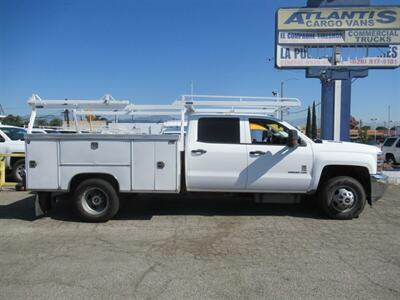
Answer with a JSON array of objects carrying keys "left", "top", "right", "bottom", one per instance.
[{"left": 370, "top": 174, "right": 388, "bottom": 202}]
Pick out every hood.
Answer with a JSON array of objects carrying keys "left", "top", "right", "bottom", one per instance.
[
  {"left": 313, "top": 140, "right": 381, "bottom": 155},
  {"left": 7, "top": 140, "right": 25, "bottom": 152}
]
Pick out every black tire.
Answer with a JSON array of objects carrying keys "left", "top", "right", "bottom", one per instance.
[
  {"left": 11, "top": 159, "right": 25, "bottom": 183},
  {"left": 386, "top": 154, "right": 396, "bottom": 165},
  {"left": 73, "top": 178, "right": 119, "bottom": 222},
  {"left": 318, "top": 176, "right": 366, "bottom": 220}
]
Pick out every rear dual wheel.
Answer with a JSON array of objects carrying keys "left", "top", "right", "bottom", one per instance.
[{"left": 74, "top": 178, "right": 119, "bottom": 222}]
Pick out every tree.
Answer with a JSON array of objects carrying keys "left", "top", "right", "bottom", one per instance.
[
  {"left": 376, "top": 126, "right": 387, "bottom": 131},
  {"left": 1, "top": 114, "right": 24, "bottom": 127},
  {"left": 36, "top": 119, "right": 48, "bottom": 127},
  {"left": 305, "top": 106, "right": 311, "bottom": 138},
  {"left": 49, "top": 118, "right": 62, "bottom": 127},
  {"left": 311, "top": 101, "right": 317, "bottom": 139}
]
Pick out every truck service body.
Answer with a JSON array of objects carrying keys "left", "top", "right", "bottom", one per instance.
[{"left": 25, "top": 95, "right": 388, "bottom": 222}]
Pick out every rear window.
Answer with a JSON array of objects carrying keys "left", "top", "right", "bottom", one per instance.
[
  {"left": 198, "top": 118, "right": 240, "bottom": 144},
  {"left": 383, "top": 138, "right": 397, "bottom": 147}
]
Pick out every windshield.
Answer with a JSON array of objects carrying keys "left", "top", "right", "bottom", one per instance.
[
  {"left": 383, "top": 138, "right": 396, "bottom": 147},
  {"left": 1, "top": 127, "right": 26, "bottom": 141}
]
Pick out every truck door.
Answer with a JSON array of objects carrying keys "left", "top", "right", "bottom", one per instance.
[
  {"left": 395, "top": 139, "right": 400, "bottom": 162},
  {"left": 245, "top": 118, "right": 313, "bottom": 192},
  {"left": 186, "top": 116, "right": 248, "bottom": 191}
]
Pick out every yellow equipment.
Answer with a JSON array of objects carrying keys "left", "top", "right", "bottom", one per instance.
[{"left": 0, "top": 153, "right": 25, "bottom": 189}]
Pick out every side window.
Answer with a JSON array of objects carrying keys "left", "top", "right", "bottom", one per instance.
[
  {"left": 198, "top": 118, "right": 240, "bottom": 144},
  {"left": 249, "top": 118, "right": 289, "bottom": 146},
  {"left": 396, "top": 139, "right": 400, "bottom": 148},
  {"left": 383, "top": 138, "right": 396, "bottom": 147}
]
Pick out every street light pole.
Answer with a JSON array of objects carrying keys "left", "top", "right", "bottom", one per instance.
[
  {"left": 279, "top": 78, "right": 299, "bottom": 121},
  {"left": 371, "top": 118, "right": 378, "bottom": 143}
]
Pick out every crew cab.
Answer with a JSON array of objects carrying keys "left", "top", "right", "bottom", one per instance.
[
  {"left": 0, "top": 125, "right": 26, "bottom": 182},
  {"left": 26, "top": 111, "right": 388, "bottom": 222}
]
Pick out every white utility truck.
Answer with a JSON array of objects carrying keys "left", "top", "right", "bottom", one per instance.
[{"left": 25, "top": 94, "right": 388, "bottom": 222}]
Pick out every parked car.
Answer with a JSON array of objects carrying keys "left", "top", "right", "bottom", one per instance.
[
  {"left": 0, "top": 125, "right": 26, "bottom": 182},
  {"left": 382, "top": 136, "right": 400, "bottom": 164},
  {"left": 31, "top": 128, "right": 48, "bottom": 134}
]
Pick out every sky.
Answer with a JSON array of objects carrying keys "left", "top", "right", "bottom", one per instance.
[{"left": 0, "top": 0, "right": 399, "bottom": 125}]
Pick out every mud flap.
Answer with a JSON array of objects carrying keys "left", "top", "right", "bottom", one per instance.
[{"left": 34, "top": 192, "right": 52, "bottom": 217}]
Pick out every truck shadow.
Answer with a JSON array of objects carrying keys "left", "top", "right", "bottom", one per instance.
[
  {"left": 0, "top": 193, "right": 325, "bottom": 222},
  {"left": 0, "top": 193, "right": 38, "bottom": 221}
]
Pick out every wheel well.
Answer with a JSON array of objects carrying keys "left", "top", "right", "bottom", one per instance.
[
  {"left": 385, "top": 153, "right": 395, "bottom": 160},
  {"left": 318, "top": 165, "right": 371, "bottom": 201},
  {"left": 10, "top": 156, "right": 25, "bottom": 168},
  {"left": 69, "top": 173, "right": 120, "bottom": 193}
]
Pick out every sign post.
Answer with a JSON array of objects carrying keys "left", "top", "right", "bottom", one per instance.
[{"left": 275, "top": 1, "right": 400, "bottom": 141}]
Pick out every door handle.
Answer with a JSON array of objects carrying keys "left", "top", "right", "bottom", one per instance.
[
  {"left": 191, "top": 149, "right": 207, "bottom": 154},
  {"left": 249, "top": 151, "right": 266, "bottom": 156}
]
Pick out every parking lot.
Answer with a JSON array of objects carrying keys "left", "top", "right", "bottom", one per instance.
[{"left": 0, "top": 186, "right": 399, "bottom": 300}]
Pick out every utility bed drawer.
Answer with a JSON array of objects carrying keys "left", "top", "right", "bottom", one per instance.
[{"left": 60, "top": 140, "right": 130, "bottom": 165}]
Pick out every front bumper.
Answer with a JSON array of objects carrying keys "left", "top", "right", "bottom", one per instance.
[{"left": 370, "top": 174, "right": 388, "bottom": 203}]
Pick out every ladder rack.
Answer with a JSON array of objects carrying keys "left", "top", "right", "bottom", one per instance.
[{"left": 27, "top": 93, "right": 301, "bottom": 138}]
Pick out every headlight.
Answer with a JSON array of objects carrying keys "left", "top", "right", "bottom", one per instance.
[{"left": 377, "top": 152, "right": 384, "bottom": 173}]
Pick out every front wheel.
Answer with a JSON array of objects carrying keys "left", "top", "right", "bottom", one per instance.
[
  {"left": 11, "top": 159, "right": 25, "bottom": 182},
  {"left": 74, "top": 178, "right": 120, "bottom": 222},
  {"left": 318, "top": 176, "right": 366, "bottom": 220},
  {"left": 386, "top": 154, "right": 396, "bottom": 165}
]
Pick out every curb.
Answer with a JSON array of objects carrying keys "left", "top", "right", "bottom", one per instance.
[{"left": 383, "top": 171, "right": 400, "bottom": 185}]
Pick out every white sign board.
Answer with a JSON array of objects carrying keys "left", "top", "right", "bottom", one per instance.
[
  {"left": 278, "top": 30, "right": 400, "bottom": 45},
  {"left": 276, "top": 45, "right": 400, "bottom": 68}
]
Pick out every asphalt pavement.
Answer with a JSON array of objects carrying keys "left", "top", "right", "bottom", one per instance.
[{"left": 0, "top": 186, "right": 399, "bottom": 299}]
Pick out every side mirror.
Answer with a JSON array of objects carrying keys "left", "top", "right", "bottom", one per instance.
[{"left": 288, "top": 129, "right": 298, "bottom": 147}]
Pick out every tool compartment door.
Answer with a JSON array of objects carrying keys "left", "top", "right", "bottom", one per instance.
[
  {"left": 26, "top": 140, "right": 58, "bottom": 189},
  {"left": 155, "top": 141, "right": 177, "bottom": 191}
]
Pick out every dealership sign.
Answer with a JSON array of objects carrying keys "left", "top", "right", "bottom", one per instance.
[
  {"left": 277, "top": 7, "right": 400, "bottom": 30},
  {"left": 278, "top": 30, "right": 400, "bottom": 45},
  {"left": 276, "top": 45, "right": 400, "bottom": 68},
  {"left": 276, "top": 6, "right": 400, "bottom": 69}
]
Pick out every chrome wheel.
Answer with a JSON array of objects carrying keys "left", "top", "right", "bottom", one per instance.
[
  {"left": 332, "top": 187, "right": 355, "bottom": 212},
  {"left": 81, "top": 187, "right": 109, "bottom": 215}
]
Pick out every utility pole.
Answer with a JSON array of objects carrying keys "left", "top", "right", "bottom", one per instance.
[
  {"left": 280, "top": 81, "right": 284, "bottom": 120},
  {"left": 191, "top": 80, "right": 194, "bottom": 102},
  {"left": 279, "top": 78, "right": 299, "bottom": 121},
  {"left": 388, "top": 105, "right": 391, "bottom": 137}
]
